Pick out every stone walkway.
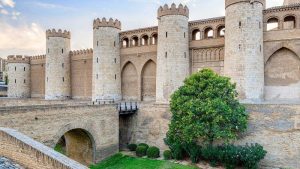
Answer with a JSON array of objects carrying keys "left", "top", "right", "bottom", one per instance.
[{"left": 0, "top": 157, "right": 24, "bottom": 169}]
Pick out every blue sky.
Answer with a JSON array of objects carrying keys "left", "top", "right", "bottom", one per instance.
[{"left": 0, "top": 0, "right": 284, "bottom": 58}]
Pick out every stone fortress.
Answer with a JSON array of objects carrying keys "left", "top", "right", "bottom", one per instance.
[{"left": 2, "top": 0, "right": 300, "bottom": 168}]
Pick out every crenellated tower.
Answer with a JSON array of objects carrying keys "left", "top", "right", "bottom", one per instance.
[
  {"left": 92, "top": 18, "right": 121, "bottom": 102},
  {"left": 156, "top": 3, "right": 190, "bottom": 103},
  {"left": 7, "top": 55, "right": 31, "bottom": 98},
  {"left": 224, "top": 0, "right": 265, "bottom": 101},
  {"left": 45, "top": 29, "right": 71, "bottom": 100}
]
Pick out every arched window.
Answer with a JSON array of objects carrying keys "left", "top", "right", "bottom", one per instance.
[
  {"left": 192, "top": 29, "right": 201, "bottom": 40},
  {"left": 204, "top": 27, "right": 214, "bottom": 39},
  {"left": 217, "top": 26, "right": 225, "bottom": 37},
  {"left": 267, "top": 17, "right": 279, "bottom": 31},
  {"left": 141, "top": 35, "right": 149, "bottom": 46},
  {"left": 284, "top": 15, "right": 296, "bottom": 29},
  {"left": 122, "top": 37, "right": 129, "bottom": 48},
  {"left": 131, "top": 36, "right": 139, "bottom": 47},
  {"left": 151, "top": 33, "right": 158, "bottom": 45}
]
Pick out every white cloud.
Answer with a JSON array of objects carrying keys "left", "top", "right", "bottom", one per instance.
[
  {"left": 11, "top": 11, "right": 20, "bottom": 19},
  {"left": 0, "top": 21, "right": 45, "bottom": 57},
  {"left": 0, "top": 9, "right": 8, "bottom": 15},
  {"left": 33, "top": 2, "right": 75, "bottom": 10},
  {"left": 0, "top": 0, "right": 15, "bottom": 8}
]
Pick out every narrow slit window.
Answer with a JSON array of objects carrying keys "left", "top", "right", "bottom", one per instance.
[
  {"left": 166, "top": 32, "right": 168, "bottom": 38},
  {"left": 184, "top": 32, "right": 186, "bottom": 38},
  {"left": 114, "top": 41, "right": 116, "bottom": 47},
  {"left": 62, "top": 49, "right": 64, "bottom": 53},
  {"left": 24, "top": 67, "right": 25, "bottom": 71},
  {"left": 97, "top": 41, "right": 99, "bottom": 46},
  {"left": 62, "top": 77, "right": 65, "bottom": 82},
  {"left": 115, "top": 74, "right": 117, "bottom": 80},
  {"left": 165, "top": 52, "right": 168, "bottom": 58},
  {"left": 24, "top": 79, "right": 26, "bottom": 84},
  {"left": 47, "top": 77, "right": 48, "bottom": 82},
  {"left": 114, "top": 58, "right": 117, "bottom": 63},
  {"left": 239, "top": 21, "right": 242, "bottom": 28},
  {"left": 48, "top": 48, "right": 49, "bottom": 53},
  {"left": 97, "top": 57, "right": 99, "bottom": 63},
  {"left": 184, "top": 52, "right": 186, "bottom": 58},
  {"left": 15, "top": 79, "right": 16, "bottom": 83},
  {"left": 62, "top": 63, "right": 64, "bottom": 68},
  {"left": 15, "top": 67, "right": 16, "bottom": 71}
]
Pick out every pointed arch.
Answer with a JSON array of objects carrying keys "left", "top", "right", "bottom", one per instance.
[
  {"left": 121, "top": 61, "right": 138, "bottom": 100},
  {"left": 141, "top": 60, "right": 156, "bottom": 101},
  {"left": 265, "top": 47, "right": 300, "bottom": 100}
]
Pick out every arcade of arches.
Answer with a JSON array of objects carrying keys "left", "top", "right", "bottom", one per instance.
[{"left": 121, "top": 60, "right": 156, "bottom": 101}]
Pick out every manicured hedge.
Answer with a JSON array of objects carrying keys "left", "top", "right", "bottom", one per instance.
[{"left": 147, "top": 146, "right": 160, "bottom": 158}]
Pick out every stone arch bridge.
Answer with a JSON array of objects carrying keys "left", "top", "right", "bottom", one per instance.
[{"left": 0, "top": 101, "right": 119, "bottom": 166}]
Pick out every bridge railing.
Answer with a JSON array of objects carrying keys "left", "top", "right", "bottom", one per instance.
[
  {"left": 118, "top": 102, "right": 138, "bottom": 115},
  {"left": 93, "top": 99, "right": 115, "bottom": 105}
]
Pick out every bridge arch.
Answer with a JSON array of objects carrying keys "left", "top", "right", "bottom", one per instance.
[{"left": 53, "top": 124, "right": 97, "bottom": 166}]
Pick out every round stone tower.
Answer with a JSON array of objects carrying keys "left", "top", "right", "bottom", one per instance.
[
  {"left": 224, "top": 0, "right": 265, "bottom": 101},
  {"left": 156, "top": 3, "right": 190, "bottom": 103},
  {"left": 92, "top": 18, "right": 121, "bottom": 102},
  {"left": 7, "top": 55, "right": 31, "bottom": 98},
  {"left": 45, "top": 29, "right": 71, "bottom": 100}
]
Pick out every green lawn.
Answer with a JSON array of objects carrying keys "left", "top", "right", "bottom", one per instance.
[{"left": 90, "top": 153, "right": 199, "bottom": 169}]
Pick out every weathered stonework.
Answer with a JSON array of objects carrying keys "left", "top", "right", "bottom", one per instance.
[
  {"left": 0, "top": 103, "right": 119, "bottom": 164},
  {"left": 92, "top": 18, "right": 121, "bottom": 102},
  {"left": 224, "top": 0, "right": 265, "bottom": 101},
  {"left": 156, "top": 4, "right": 190, "bottom": 103},
  {"left": 7, "top": 55, "right": 31, "bottom": 98},
  {"left": 45, "top": 29, "right": 71, "bottom": 100}
]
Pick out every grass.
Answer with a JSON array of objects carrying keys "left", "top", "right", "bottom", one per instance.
[
  {"left": 54, "top": 144, "right": 65, "bottom": 155},
  {"left": 90, "top": 153, "right": 199, "bottom": 169}
]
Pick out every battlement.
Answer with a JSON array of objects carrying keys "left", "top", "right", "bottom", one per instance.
[
  {"left": 93, "top": 18, "right": 121, "bottom": 30},
  {"left": 30, "top": 55, "right": 46, "bottom": 60},
  {"left": 157, "top": 3, "right": 189, "bottom": 18},
  {"left": 225, "top": 0, "right": 265, "bottom": 8},
  {"left": 46, "top": 29, "right": 71, "bottom": 39},
  {"left": 70, "top": 49, "right": 93, "bottom": 60},
  {"left": 7, "top": 55, "right": 30, "bottom": 64}
]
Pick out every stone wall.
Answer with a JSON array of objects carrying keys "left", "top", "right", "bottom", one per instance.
[
  {"left": 0, "top": 128, "right": 87, "bottom": 169},
  {"left": 30, "top": 56, "right": 46, "bottom": 98},
  {"left": 93, "top": 25, "right": 121, "bottom": 102},
  {"left": 126, "top": 103, "right": 300, "bottom": 169},
  {"left": 7, "top": 57, "right": 31, "bottom": 98},
  {"left": 70, "top": 50, "right": 93, "bottom": 99},
  {"left": 224, "top": 0, "right": 265, "bottom": 100},
  {"left": 45, "top": 34, "right": 71, "bottom": 100},
  {"left": 156, "top": 14, "right": 190, "bottom": 103},
  {"left": 0, "top": 103, "right": 119, "bottom": 163}
]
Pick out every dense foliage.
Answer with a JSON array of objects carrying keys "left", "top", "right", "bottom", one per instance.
[
  {"left": 167, "top": 69, "right": 248, "bottom": 145},
  {"left": 127, "top": 144, "right": 137, "bottom": 151},
  {"left": 138, "top": 143, "right": 149, "bottom": 150},
  {"left": 136, "top": 145, "right": 148, "bottom": 157},
  {"left": 163, "top": 150, "right": 172, "bottom": 160},
  {"left": 146, "top": 146, "right": 160, "bottom": 158},
  {"left": 201, "top": 144, "right": 267, "bottom": 169},
  {"left": 164, "top": 69, "right": 267, "bottom": 168}
]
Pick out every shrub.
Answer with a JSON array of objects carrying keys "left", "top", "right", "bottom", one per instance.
[
  {"left": 138, "top": 143, "right": 149, "bottom": 150},
  {"left": 167, "top": 69, "right": 247, "bottom": 147},
  {"left": 239, "top": 143, "right": 267, "bottom": 169},
  {"left": 163, "top": 150, "right": 172, "bottom": 160},
  {"left": 219, "top": 145, "right": 240, "bottom": 169},
  {"left": 201, "top": 145, "right": 221, "bottom": 167},
  {"left": 164, "top": 138, "right": 184, "bottom": 160},
  {"left": 147, "top": 146, "right": 160, "bottom": 158},
  {"left": 127, "top": 144, "right": 137, "bottom": 151},
  {"left": 136, "top": 146, "right": 147, "bottom": 157},
  {"left": 183, "top": 142, "right": 201, "bottom": 163}
]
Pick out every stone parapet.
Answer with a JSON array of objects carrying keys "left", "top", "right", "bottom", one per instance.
[
  {"left": 46, "top": 29, "right": 71, "bottom": 39},
  {"left": 70, "top": 49, "right": 93, "bottom": 60},
  {"left": 7, "top": 55, "right": 30, "bottom": 64},
  {"left": 93, "top": 18, "right": 121, "bottom": 30},
  {"left": 157, "top": 3, "right": 189, "bottom": 18},
  {"left": 225, "top": 0, "right": 265, "bottom": 8},
  {"left": 0, "top": 128, "right": 87, "bottom": 169}
]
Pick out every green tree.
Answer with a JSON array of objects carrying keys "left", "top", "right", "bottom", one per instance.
[{"left": 166, "top": 69, "right": 248, "bottom": 146}]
